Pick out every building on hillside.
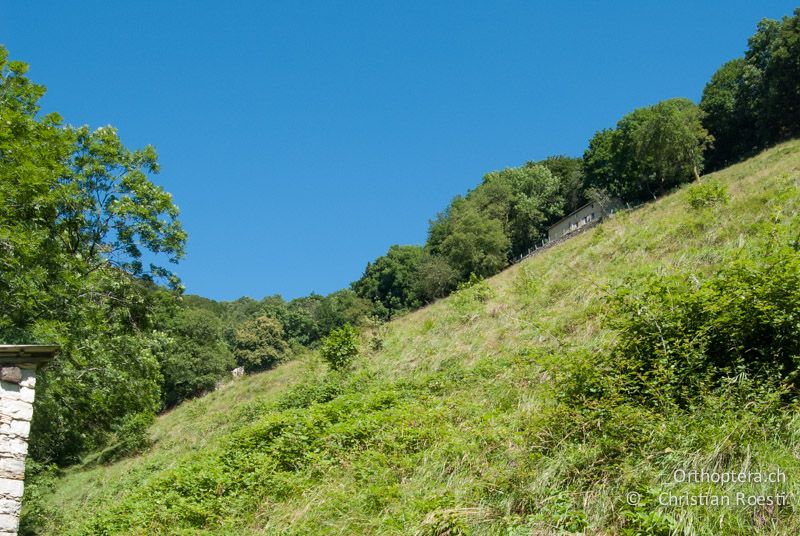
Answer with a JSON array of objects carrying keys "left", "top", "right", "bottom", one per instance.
[{"left": 547, "top": 199, "right": 623, "bottom": 242}]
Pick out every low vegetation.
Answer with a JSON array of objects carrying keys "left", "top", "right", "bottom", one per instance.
[
  {"left": 25, "top": 140, "right": 800, "bottom": 535},
  {"left": 320, "top": 324, "right": 359, "bottom": 371}
]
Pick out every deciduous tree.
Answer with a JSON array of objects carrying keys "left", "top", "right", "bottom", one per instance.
[
  {"left": 233, "top": 316, "right": 289, "bottom": 372},
  {"left": 0, "top": 46, "right": 187, "bottom": 464},
  {"left": 584, "top": 99, "right": 712, "bottom": 201},
  {"left": 352, "top": 245, "right": 425, "bottom": 318}
]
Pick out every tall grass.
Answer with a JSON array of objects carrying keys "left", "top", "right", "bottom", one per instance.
[{"left": 25, "top": 141, "right": 800, "bottom": 535}]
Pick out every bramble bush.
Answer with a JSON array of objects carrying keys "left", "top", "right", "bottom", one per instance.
[
  {"left": 608, "top": 233, "right": 800, "bottom": 407},
  {"left": 456, "top": 273, "right": 494, "bottom": 300},
  {"left": 77, "top": 384, "right": 427, "bottom": 534},
  {"left": 100, "top": 411, "right": 154, "bottom": 464},
  {"left": 451, "top": 273, "right": 495, "bottom": 319},
  {"left": 320, "top": 324, "right": 359, "bottom": 371},
  {"left": 686, "top": 179, "right": 730, "bottom": 209}
]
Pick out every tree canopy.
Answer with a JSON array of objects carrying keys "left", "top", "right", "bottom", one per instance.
[
  {"left": 0, "top": 46, "right": 189, "bottom": 464},
  {"left": 352, "top": 245, "right": 424, "bottom": 318},
  {"left": 233, "top": 315, "right": 289, "bottom": 372},
  {"left": 160, "top": 307, "right": 235, "bottom": 408},
  {"left": 701, "top": 9, "right": 800, "bottom": 169},
  {"left": 584, "top": 98, "right": 712, "bottom": 201},
  {"left": 536, "top": 155, "right": 586, "bottom": 214}
]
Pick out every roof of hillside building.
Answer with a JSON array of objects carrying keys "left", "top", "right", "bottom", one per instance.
[
  {"left": 0, "top": 345, "right": 60, "bottom": 365},
  {"left": 547, "top": 201, "right": 596, "bottom": 230}
]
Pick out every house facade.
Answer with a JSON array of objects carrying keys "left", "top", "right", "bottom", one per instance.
[{"left": 547, "top": 199, "right": 621, "bottom": 242}]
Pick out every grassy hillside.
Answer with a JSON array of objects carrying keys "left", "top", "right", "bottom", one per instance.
[{"left": 27, "top": 141, "right": 800, "bottom": 535}]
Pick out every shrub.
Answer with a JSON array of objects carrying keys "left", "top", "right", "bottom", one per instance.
[
  {"left": 97, "top": 411, "right": 154, "bottom": 464},
  {"left": 276, "top": 370, "right": 349, "bottom": 409},
  {"left": 414, "top": 254, "right": 459, "bottom": 303},
  {"left": 320, "top": 324, "right": 359, "bottom": 371},
  {"left": 362, "top": 315, "right": 387, "bottom": 352},
  {"left": 18, "top": 462, "right": 61, "bottom": 535},
  {"left": 608, "top": 236, "right": 800, "bottom": 407},
  {"left": 451, "top": 274, "right": 495, "bottom": 319},
  {"left": 548, "top": 350, "right": 613, "bottom": 406},
  {"left": 418, "top": 510, "right": 469, "bottom": 536},
  {"left": 621, "top": 505, "right": 676, "bottom": 536},
  {"left": 457, "top": 273, "right": 494, "bottom": 301},
  {"left": 527, "top": 491, "right": 589, "bottom": 533},
  {"left": 687, "top": 179, "right": 730, "bottom": 209}
]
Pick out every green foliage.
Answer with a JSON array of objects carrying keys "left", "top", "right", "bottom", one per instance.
[
  {"left": 317, "top": 289, "right": 372, "bottom": 334},
  {"left": 272, "top": 294, "right": 324, "bottom": 347},
  {"left": 9, "top": 10, "right": 800, "bottom": 532},
  {"left": 427, "top": 163, "right": 564, "bottom": 278},
  {"left": 455, "top": 272, "right": 493, "bottom": 299},
  {"left": 275, "top": 370, "right": 351, "bottom": 410},
  {"left": 0, "top": 53, "right": 72, "bottom": 342},
  {"left": 686, "top": 179, "right": 730, "bottom": 209},
  {"left": 170, "top": 289, "right": 369, "bottom": 395},
  {"left": 320, "top": 324, "right": 359, "bottom": 371},
  {"left": 30, "top": 323, "right": 166, "bottom": 465},
  {"left": 233, "top": 290, "right": 369, "bottom": 349},
  {"left": 451, "top": 274, "right": 495, "bottom": 319},
  {"left": 548, "top": 349, "right": 613, "bottom": 406},
  {"left": 608, "top": 235, "right": 800, "bottom": 407},
  {"left": 353, "top": 244, "right": 425, "bottom": 318},
  {"left": 66, "top": 124, "right": 187, "bottom": 280},
  {"left": 582, "top": 129, "right": 616, "bottom": 199},
  {"left": 584, "top": 98, "right": 712, "bottom": 202},
  {"left": 0, "top": 45, "right": 188, "bottom": 464},
  {"left": 527, "top": 491, "right": 590, "bottom": 533},
  {"left": 699, "top": 58, "right": 757, "bottom": 169},
  {"left": 751, "top": 12, "right": 800, "bottom": 144},
  {"left": 413, "top": 253, "right": 459, "bottom": 303},
  {"left": 28, "top": 126, "right": 800, "bottom": 536},
  {"left": 60, "top": 383, "right": 423, "bottom": 534},
  {"left": 428, "top": 200, "right": 510, "bottom": 279},
  {"left": 536, "top": 155, "right": 586, "bottom": 214},
  {"left": 18, "top": 462, "right": 61, "bottom": 535},
  {"left": 621, "top": 505, "right": 676, "bottom": 536},
  {"left": 9, "top": 6, "right": 800, "bottom": 477},
  {"left": 115, "top": 411, "right": 154, "bottom": 456},
  {"left": 160, "top": 306, "right": 235, "bottom": 407},
  {"left": 417, "top": 510, "right": 469, "bottom": 536},
  {"left": 347, "top": 156, "right": 581, "bottom": 313},
  {"left": 233, "top": 316, "right": 289, "bottom": 372},
  {"left": 701, "top": 9, "right": 800, "bottom": 168},
  {"left": 482, "top": 164, "right": 564, "bottom": 258},
  {"left": 96, "top": 411, "right": 155, "bottom": 464}
]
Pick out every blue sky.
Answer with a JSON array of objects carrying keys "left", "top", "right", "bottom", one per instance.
[{"left": 1, "top": 1, "right": 796, "bottom": 300}]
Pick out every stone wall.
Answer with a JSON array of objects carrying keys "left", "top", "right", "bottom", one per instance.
[{"left": 0, "top": 365, "right": 37, "bottom": 536}]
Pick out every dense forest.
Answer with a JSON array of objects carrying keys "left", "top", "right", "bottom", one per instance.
[{"left": 1, "top": 8, "right": 799, "bottom": 475}]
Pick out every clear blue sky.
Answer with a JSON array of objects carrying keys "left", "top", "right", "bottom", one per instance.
[{"left": 1, "top": 1, "right": 795, "bottom": 300}]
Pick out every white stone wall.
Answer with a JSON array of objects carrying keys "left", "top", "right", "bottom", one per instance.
[{"left": 0, "top": 365, "right": 37, "bottom": 536}]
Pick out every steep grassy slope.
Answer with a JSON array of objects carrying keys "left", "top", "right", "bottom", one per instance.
[{"left": 28, "top": 141, "right": 800, "bottom": 535}]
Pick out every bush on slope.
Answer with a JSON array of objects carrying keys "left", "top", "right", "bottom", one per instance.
[{"left": 27, "top": 141, "right": 800, "bottom": 535}]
